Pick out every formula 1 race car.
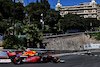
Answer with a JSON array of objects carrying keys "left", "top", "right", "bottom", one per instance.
[
  {"left": 7, "top": 51, "right": 65, "bottom": 64},
  {"left": 85, "top": 51, "right": 93, "bottom": 55}
]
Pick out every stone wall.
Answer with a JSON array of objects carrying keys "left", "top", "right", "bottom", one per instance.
[{"left": 45, "top": 34, "right": 100, "bottom": 50}]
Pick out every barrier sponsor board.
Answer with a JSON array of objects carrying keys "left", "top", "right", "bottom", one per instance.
[
  {"left": 84, "top": 44, "right": 100, "bottom": 49},
  {"left": 0, "top": 59, "right": 11, "bottom": 63}
]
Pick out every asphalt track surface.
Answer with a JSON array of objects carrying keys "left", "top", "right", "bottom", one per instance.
[{"left": 1, "top": 52, "right": 100, "bottom": 67}]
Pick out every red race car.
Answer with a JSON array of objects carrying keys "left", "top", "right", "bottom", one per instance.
[{"left": 7, "top": 51, "right": 65, "bottom": 64}]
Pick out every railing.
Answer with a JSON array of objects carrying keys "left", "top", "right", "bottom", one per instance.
[{"left": 43, "top": 31, "right": 100, "bottom": 39}]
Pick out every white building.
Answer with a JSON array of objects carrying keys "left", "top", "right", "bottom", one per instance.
[{"left": 56, "top": 0, "right": 100, "bottom": 20}]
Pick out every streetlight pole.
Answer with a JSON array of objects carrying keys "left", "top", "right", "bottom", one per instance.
[
  {"left": 13, "top": 0, "right": 15, "bottom": 35},
  {"left": 59, "top": 22, "right": 61, "bottom": 31},
  {"left": 58, "top": 7, "right": 61, "bottom": 32},
  {"left": 40, "top": 13, "right": 44, "bottom": 36},
  {"left": 90, "top": 23, "right": 92, "bottom": 31}
]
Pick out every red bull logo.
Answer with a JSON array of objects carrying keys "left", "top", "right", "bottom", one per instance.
[{"left": 23, "top": 51, "right": 36, "bottom": 56}]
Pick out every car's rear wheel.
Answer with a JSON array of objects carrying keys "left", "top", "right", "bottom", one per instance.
[
  {"left": 40, "top": 57, "right": 48, "bottom": 63},
  {"left": 53, "top": 57, "right": 60, "bottom": 63},
  {"left": 14, "top": 57, "right": 22, "bottom": 65},
  {"left": 43, "top": 58, "right": 48, "bottom": 62}
]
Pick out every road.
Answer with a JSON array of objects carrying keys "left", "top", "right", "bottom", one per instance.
[{"left": 1, "top": 52, "right": 100, "bottom": 67}]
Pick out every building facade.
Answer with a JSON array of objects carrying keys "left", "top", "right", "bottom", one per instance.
[{"left": 56, "top": 0, "right": 100, "bottom": 20}]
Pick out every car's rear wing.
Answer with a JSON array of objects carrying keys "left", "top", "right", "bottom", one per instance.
[{"left": 26, "top": 48, "right": 54, "bottom": 54}]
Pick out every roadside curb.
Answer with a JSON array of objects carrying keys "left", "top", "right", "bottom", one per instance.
[{"left": 51, "top": 51, "right": 87, "bottom": 57}]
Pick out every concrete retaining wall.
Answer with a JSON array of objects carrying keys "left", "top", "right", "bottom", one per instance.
[{"left": 45, "top": 34, "right": 100, "bottom": 50}]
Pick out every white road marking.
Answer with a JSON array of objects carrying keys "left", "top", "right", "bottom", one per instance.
[
  {"left": 73, "top": 53, "right": 77, "bottom": 54},
  {"left": 95, "top": 55, "right": 98, "bottom": 56},
  {"left": 81, "top": 54, "right": 84, "bottom": 55},
  {"left": 77, "top": 54, "right": 80, "bottom": 55}
]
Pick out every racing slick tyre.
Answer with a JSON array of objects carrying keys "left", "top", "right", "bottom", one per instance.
[
  {"left": 53, "top": 58, "right": 59, "bottom": 63},
  {"left": 14, "top": 57, "right": 23, "bottom": 65},
  {"left": 41, "top": 58, "right": 48, "bottom": 63},
  {"left": 53, "top": 59, "right": 59, "bottom": 63},
  {"left": 9, "top": 55, "right": 16, "bottom": 63},
  {"left": 43, "top": 58, "right": 48, "bottom": 63},
  {"left": 37, "top": 58, "right": 43, "bottom": 63}
]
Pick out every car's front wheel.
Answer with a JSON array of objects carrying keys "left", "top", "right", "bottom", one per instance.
[{"left": 14, "top": 57, "right": 22, "bottom": 65}]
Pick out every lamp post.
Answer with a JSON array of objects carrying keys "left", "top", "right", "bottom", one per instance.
[
  {"left": 40, "top": 13, "right": 44, "bottom": 36},
  {"left": 58, "top": 6, "right": 61, "bottom": 32},
  {"left": 59, "top": 21, "right": 61, "bottom": 31},
  {"left": 90, "top": 23, "right": 92, "bottom": 31},
  {"left": 41, "top": 14, "right": 44, "bottom": 31},
  {"left": 13, "top": 0, "right": 15, "bottom": 35}
]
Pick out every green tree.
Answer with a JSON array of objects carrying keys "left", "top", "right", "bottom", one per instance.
[
  {"left": 36, "top": 0, "right": 39, "bottom": 3},
  {"left": 44, "top": 9, "right": 60, "bottom": 27},
  {"left": 43, "top": 9, "right": 60, "bottom": 33},
  {"left": 25, "top": 0, "right": 50, "bottom": 22},
  {"left": 82, "top": 18, "right": 100, "bottom": 30},
  {"left": 60, "top": 13, "right": 100, "bottom": 33},
  {"left": 14, "top": 22, "right": 23, "bottom": 35},
  {"left": 60, "top": 14, "right": 84, "bottom": 33},
  {"left": 42, "top": 0, "right": 50, "bottom": 10},
  {"left": 0, "top": 19, "right": 7, "bottom": 34},
  {"left": 44, "top": 25, "right": 51, "bottom": 32},
  {"left": 23, "top": 24, "right": 43, "bottom": 48},
  {"left": 25, "top": 2, "right": 44, "bottom": 21},
  {"left": 94, "top": 32, "right": 100, "bottom": 40},
  {"left": 15, "top": 2, "right": 25, "bottom": 22},
  {"left": 57, "top": 19, "right": 64, "bottom": 31},
  {"left": 0, "top": 13, "right": 3, "bottom": 21},
  {"left": 97, "top": 4, "right": 100, "bottom": 7},
  {"left": 40, "top": 0, "right": 43, "bottom": 3},
  {"left": 2, "top": 35, "right": 25, "bottom": 49},
  {"left": 32, "top": 21, "right": 42, "bottom": 29},
  {"left": 0, "top": 0, "right": 25, "bottom": 21},
  {"left": 6, "top": 19, "right": 23, "bottom": 35},
  {"left": 0, "top": 0, "right": 13, "bottom": 19}
]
